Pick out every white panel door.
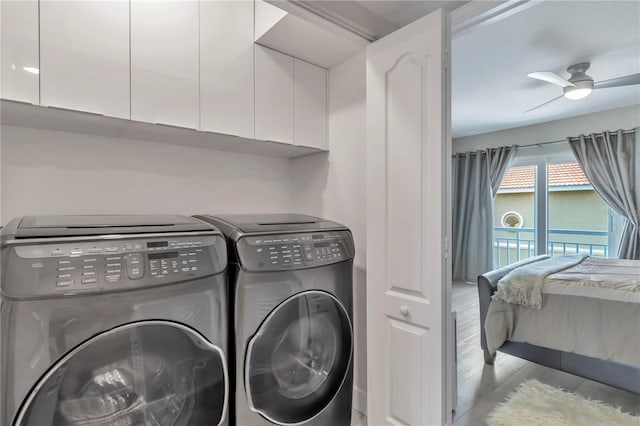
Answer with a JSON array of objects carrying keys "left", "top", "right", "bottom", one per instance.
[
  {"left": 200, "top": 0, "right": 254, "bottom": 138},
  {"left": 131, "top": 0, "right": 199, "bottom": 129},
  {"left": 0, "top": 0, "right": 39, "bottom": 104},
  {"left": 366, "top": 9, "right": 451, "bottom": 426},
  {"left": 40, "top": 1, "right": 130, "bottom": 118},
  {"left": 293, "top": 58, "right": 327, "bottom": 150},
  {"left": 255, "top": 45, "right": 294, "bottom": 144}
]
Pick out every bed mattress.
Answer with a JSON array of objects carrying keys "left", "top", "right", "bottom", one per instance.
[{"left": 485, "top": 257, "right": 640, "bottom": 367}]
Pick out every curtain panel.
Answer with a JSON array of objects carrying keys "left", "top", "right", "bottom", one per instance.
[
  {"left": 568, "top": 128, "right": 639, "bottom": 260},
  {"left": 452, "top": 146, "right": 515, "bottom": 283}
]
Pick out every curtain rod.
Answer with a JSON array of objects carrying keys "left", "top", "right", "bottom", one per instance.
[{"left": 453, "top": 128, "right": 636, "bottom": 156}]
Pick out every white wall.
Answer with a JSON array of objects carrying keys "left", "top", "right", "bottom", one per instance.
[
  {"left": 0, "top": 125, "right": 293, "bottom": 221},
  {"left": 290, "top": 52, "right": 368, "bottom": 413},
  {"left": 453, "top": 104, "right": 640, "bottom": 154}
]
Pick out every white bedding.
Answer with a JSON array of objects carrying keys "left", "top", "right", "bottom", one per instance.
[{"left": 485, "top": 257, "right": 640, "bottom": 367}]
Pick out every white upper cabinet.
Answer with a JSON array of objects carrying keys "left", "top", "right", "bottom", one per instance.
[
  {"left": 200, "top": 1, "right": 254, "bottom": 138},
  {"left": 255, "top": 45, "right": 294, "bottom": 144},
  {"left": 131, "top": 0, "right": 199, "bottom": 129},
  {"left": 40, "top": 1, "right": 130, "bottom": 118},
  {"left": 294, "top": 59, "right": 327, "bottom": 150},
  {"left": 1, "top": 0, "right": 39, "bottom": 104}
]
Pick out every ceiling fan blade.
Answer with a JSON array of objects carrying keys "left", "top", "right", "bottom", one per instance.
[
  {"left": 524, "top": 95, "right": 564, "bottom": 113},
  {"left": 527, "top": 71, "right": 575, "bottom": 88},
  {"left": 594, "top": 73, "right": 640, "bottom": 89}
]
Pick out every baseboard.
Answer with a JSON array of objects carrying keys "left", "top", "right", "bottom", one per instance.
[{"left": 353, "top": 386, "right": 367, "bottom": 415}]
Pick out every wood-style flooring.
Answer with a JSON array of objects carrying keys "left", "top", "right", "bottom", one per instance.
[{"left": 452, "top": 281, "right": 640, "bottom": 425}]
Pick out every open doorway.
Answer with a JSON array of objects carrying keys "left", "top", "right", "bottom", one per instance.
[{"left": 450, "top": 1, "right": 640, "bottom": 423}]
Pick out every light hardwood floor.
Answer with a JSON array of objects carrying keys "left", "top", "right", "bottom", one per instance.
[{"left": 452, "top": 281, "right": 640, "bottom": 425}]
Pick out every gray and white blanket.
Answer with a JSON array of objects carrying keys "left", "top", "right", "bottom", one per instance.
[{"left": 492, "top": 254, "right": 588, "bottom": 309}]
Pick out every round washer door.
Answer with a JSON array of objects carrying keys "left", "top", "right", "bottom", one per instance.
[
  {"left": 14, "top": 321, "right": 227, "bottom": 426},
  {"left": 246, "top": 290, "right": 353, "bottom": 425}
]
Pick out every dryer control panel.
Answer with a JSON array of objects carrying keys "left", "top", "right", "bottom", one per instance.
[
  {"left": 2, "top": 234, "right": 226, "bottom": 299},
  {"left": 236, "top": 230, "right": 354, "bottom": 271}
]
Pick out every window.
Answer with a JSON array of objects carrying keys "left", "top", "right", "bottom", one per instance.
[{"left": 493, "top": 150, "right": 613, "bottom": 268}]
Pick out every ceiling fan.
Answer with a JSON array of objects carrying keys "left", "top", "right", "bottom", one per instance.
[{"left": 525, "top": 62, "right": 640, "bottom": 113}]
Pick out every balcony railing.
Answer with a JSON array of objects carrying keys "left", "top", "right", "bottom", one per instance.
[{"left": 493, "top": 227, "right": 609, "bottom": 268}]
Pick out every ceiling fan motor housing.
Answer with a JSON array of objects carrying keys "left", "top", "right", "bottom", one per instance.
[{"left": 564, "top": 63, "right": 594, "bottom": 98}]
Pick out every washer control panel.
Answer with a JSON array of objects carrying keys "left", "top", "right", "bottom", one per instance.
[
  {"left": 4, "top": 234, "right": 226, "bottom": 298},
  {"left": 236, "top": 230, "right": 354, "bottom": 271}
]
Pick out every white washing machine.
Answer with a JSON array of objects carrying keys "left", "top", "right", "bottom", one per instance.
[{"left": 1, "top": 215, "right": 230, "bottom": 426}]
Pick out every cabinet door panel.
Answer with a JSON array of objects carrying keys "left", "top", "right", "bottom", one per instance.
[
  {"left": 40, "top": 1, "right": 129, "bottom": 118},
  {"left": 1, "top": 0, "right": 39, "bottom": 104},
  {"left": 131, "top": 0, "right": 199, "bottom": 129},
  {"left": 200, "top": 1, "right": 254, "bottom": 138},
  {"left": 255, "top": 45, "right": 294, "bottom": 144},
  {"left": 294, "top": 59, "right": 327, "bottom": 150}
]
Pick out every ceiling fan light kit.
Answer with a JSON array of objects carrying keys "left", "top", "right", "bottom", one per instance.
[{"left": 564, "top": 80, "right": 594, "bottom": 100}]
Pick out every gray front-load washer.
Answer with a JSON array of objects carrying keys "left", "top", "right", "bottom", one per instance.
[
  {"left": 194, "top": 214, "right": 355, "bottom": 426},
  {"left": 1, "top": 215, "right": 230, "bottom": 426}
]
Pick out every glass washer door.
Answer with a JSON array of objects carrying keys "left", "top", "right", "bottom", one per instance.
[
  {"left": 14, "top": 321, "right": 227, "bottom": 426},
  {"left": 246, "top": 290, "right": 353, "bottom": 425}
]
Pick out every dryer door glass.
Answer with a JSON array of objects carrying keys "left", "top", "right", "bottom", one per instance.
[
  {"left": 246, "top": 291, "right": 352, "bottom": 424},
  {"left": 13, "top": 321, "right": 227, "bottom": 426}
]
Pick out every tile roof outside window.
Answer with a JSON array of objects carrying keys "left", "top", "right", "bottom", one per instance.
[{"left": 499, "top": 163, "right": 591, "bottom": 190}]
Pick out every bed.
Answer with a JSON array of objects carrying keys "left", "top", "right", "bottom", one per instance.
[{"left": 478, "top": 254, "right": 640, "bottom": 394}]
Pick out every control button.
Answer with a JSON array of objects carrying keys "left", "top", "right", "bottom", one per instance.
[
  {"left": 105, "top": 247, "right": 119, "bottom": 253},
  {"left": 188, "top": 252, "right": 196, "bottom": 256},
  {"left": 161, "top": 270, "right": 169, "bottom": 275},
  {"left": 105, "top": 275, "right": 120, "bottom": 283},
  {"left": 106, "top": 263, "right": 122, "bottom": 267},
  {"left": 257, "top": 248, "right": 264, "bottom": 253},
  {"left": 83, "top": 258, "right": 97, "bottom": 263},
  {"left": 182, "top": 267, "right": 190, "bottom": 272},
  {"left": 150, "top": 270, "right": 159, "bottom": 277},
  {"left": 169, "top": 242, "right": 177, "bottom": 247},
  {"left": 51, "top": 249, "right": 65, "bottom": 256},
  {"left": 57, "top": 274, "right": 72, "bottom": 279},
  {"left": 82, "top": 265, "right": 94, "bottom": 270},
  {"left": 126, "top": 254, "right": 142, "bottom": 265},
  {"left": 57, "top": 267, "right": 75, "bottom": 271},
  {"left": 82, "top": 271, "right": 96, "bottom": 276},
  {"left": 172, "top": 269, "right": 180, "bottom": 273},
  {"left": 305, "top": 253, "right": 314, "bottom": 261},
  {"left": 70, "top": 249, "right": 83, "bottom": 255},
  {"left": 81, "top": 277, "right": 98, "bottom": 284},
  {"left": 106, "top": 269, "right": 121, "bottom": 274},
  {"left": 133, "top": 243, "right": 143, "bottom": 250},
  {"left": 106, "top": 256, "right": 122, "bottom": 261},
  {"left": 56, "top": 279, "right": 74, "bottom": 287},
  {"left": 124, "top": 243, "right": 134, "bottom": 250},
  {"left": 191, "top": 266, "right": 198, "bottom": 271},
  {"left": 87, "top": 248, "right": 102, "bottom": 254},
  {"left": 57, "top": 260, "right": 71, "bottom": 265},
  {"left": 189, "top": 259, "right": 197, "bottom": 263},
  {"left": 193, "top": 241, "right": 202, "bottom": 246}
]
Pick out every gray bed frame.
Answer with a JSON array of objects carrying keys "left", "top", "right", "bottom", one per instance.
[{"left": 478, "top": 255, "right": 640, "bottom": 394}]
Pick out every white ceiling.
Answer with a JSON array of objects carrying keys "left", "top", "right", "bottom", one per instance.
[
  {"left": 355, "top": 0, "right": 469, "bottom": 29},
  {"left": 451, "top": 0, "right": 640, "bottom": 138}
]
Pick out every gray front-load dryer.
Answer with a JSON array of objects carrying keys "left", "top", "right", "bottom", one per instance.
[
  {"left": 194, "top": 214, "right": 355, "bottom": 426},
  {"left": 1, "top": 215, "right": 230, "bottom": 426}
]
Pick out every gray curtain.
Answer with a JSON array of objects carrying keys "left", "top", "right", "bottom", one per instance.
[
  {"left": 568, "top": 128, "right": 639, "bottom": 260},
  {"left": 452, "top": 146, "right": 516, "bottom": 282}
]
